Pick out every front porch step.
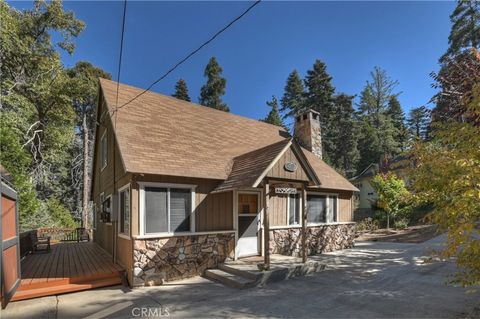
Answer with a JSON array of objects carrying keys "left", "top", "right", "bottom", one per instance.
[
  {"left": 218, "top": 264, "right": 260, "bottom": 281},
  {"left": 205, "top": 258, "right": 327, "bottom": 289},
  {"left": 203, "top": 269, "right": 256, "bottom": 289}
]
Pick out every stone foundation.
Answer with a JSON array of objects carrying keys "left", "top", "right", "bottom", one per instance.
[
  {"left": 133, "top": 233, "right": 235, "bottom": 286},
  {"left": 270, "top": 223, "right": 356, "bottom": 257}
]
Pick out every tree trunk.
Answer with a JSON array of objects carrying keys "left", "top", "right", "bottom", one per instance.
[
  {"left": 386, "top": 212, "right": 390, "bottom": 229},
  {"left": 82, "top": 113, "right": 89, "bottom": 229}
]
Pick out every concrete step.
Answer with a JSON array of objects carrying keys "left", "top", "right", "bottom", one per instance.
[
  {"left": 218, "top": 264, "right": 260, "bottom": 281},
  {"left": 204, "top": 269, "right": 255, "bottom": 289}
]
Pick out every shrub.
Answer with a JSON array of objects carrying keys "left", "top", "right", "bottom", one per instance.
[
  {"left": 394, "top": 218, "right": 409, "bottom": 230},
  {"left": 356, "top": 217, "right": 380, "bottom": 232}
]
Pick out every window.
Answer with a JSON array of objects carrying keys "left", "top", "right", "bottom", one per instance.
[
  {"left": 141, "top": 184, "right": 194, "bottom": 235},
  {"left": 288, "top": 193, "right": 300, "bottom": 225},
  {"left": 307, "top": 194, "right": 337, "bottom": 224},
  {"left": 119, "top": 186, "right": 130, "bottom": 237},
  {"left": 100, "top": 131, "right": 107, "bottom": 170},
  {"left": 92, "top": 205, "right": 97, "bottom": 230},
  {"left": 238, "top": 194, "right": 258, "bottom": 214}
]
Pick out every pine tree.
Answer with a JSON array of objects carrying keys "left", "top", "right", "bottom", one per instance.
[
  {"left": 199, "top": 57, "right": 229, "bottom": 112},
  {"left": 387, "top": 96, "right": 409, "bottom": 151},
  {"left": 172, "top": 79, "right": 191, "bottom": 102},
  {"left": 280, "top": 70, "right": 306, "bottom": 118},
  {"left": 67, "top": 61, "right": 111, "bottom": 228},
  {"left": 442, "top": 0, "right": 480, "bottom": 61},
  {"left": 432, "top": 49, "right": 480, "bottom": 124},
  {"left": 356, "top": 67, "right": 400, "bottom": 172},
  {"left": 330, "top": 94, "right": 359, "bottom": 177},
  {"left": 261, "top": 96, "right": 287, "bottom": 129},
  {"left": 304, "top": 59, "right": 335, "bottom": 122},
  {"left": 304, "top": 59, "right": 336, "bottom": 163},
  {"left": 407, "top": 106, "right": 431, "bottom": 140}
]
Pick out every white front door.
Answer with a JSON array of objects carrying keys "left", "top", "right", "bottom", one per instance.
[{"left": 236, "top": 193, "right": 260, "bottom": 258}]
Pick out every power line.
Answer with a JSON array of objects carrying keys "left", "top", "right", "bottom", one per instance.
[
  {"left": 114, "top": 0, "right": 128, "bottom": 111},
  {"left": 111, "top": 0, "right": 261, "bottom": 115}
]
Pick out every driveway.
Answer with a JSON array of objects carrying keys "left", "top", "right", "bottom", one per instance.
[{"left": 3, "top": 234, "right": 478, "bottom": 318}]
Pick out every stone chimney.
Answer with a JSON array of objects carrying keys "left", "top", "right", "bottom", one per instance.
[{"left": 294, "top": 109, "right": 322, "bottom": 159}]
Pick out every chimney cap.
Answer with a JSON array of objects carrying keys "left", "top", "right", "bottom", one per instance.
[{"left": 296, "top": 109, "right": 320, "bottom": 121}]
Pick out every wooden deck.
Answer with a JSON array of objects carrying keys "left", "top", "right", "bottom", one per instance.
[{"left": 12, "top": 242, "right": 124, "bottom": 301}]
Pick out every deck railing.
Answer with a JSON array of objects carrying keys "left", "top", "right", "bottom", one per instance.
[{"left": 37, "top": 228, "right": 91, "bottom": 242}]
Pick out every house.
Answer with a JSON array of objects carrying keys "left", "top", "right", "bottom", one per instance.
[
  {"left": 350, "top": 163, "right": 379, "bottom": 215},
  {"left": 350, "top": 155, "right": 411, "bottom": 220},
  {"left": 91, "top": 78, "right": 358, "bottom": 287}
]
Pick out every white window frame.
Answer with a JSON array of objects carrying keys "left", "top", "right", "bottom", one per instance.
[
  {"left": 100, "top": 130, "right": 108, "bottom": 171},
  {"left": 139, "top": 182, "right": 196, "bottom": 237},
  {"left": 306, "top": 192, "right": 339, "bottom": 226},
  {"left": 118, "top": 183, "right": 130, "bottom": 239},
  {"left": 287, "top": 193, "right": 302, "bottom": 226}
]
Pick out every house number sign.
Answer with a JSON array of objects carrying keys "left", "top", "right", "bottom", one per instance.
[
  {"left": 284, "top": 162, "right": 297, "bottom": 172},
  {"left": 275, "top": 187, "right": 297, "bottom": 194}
]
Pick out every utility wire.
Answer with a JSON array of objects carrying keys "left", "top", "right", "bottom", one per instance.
[
  {"left": 114, "top": 0, "right": 128, "bottom": 111},
  {"left": 111, "top": 0, "right": 261, "bottom": 115}
]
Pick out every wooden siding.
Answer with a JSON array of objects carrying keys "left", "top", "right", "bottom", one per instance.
[
  {"left": 132, "top": 175, "right": 234, "bottom": 233},
  {"left": 200, "top": 191, "right": 233, "bottom": 231},
  {"left": 91, "top": 99, "right": 131, "bottom": 257},
  {"left": 338, "top": 191, "right": 353, "bottom": 222},
  {"left": 269, "top": 194, "right": 288, "bottom": 227},
  {"left": 267, "top": 147, "right": 310, "bottom": 182},
  {"left": 116, "top": 236, "right": 132, "bottom": 284}
]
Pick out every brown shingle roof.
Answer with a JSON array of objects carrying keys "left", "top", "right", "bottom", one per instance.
[
  {"left": 302, "top": 149, "right": 358, "bottom": 192},
  {"left": 214, "top": 139, "right": 291, "bottom": 192},
  {"left": 99, "top": 78, "right": 357, "bottom": 192}
]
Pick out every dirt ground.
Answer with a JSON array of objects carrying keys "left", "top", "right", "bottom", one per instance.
[{"left": 357, "top": 224, "right": 440, "bottom": 243}]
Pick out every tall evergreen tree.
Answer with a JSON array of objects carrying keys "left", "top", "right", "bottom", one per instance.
[
  {"left": 261, "top": 96, "right": 287, "bottom": 129},
  {"left": 330, "top": 94, "right": 359, "bottom": 177},
  {"left": 199, "top": 57, "right": 229, "bottom": 112},
  {"left": 356, "top": 67, "right": 400, "bottom": 172},
  {"left": 172, "top": 79, "right": 191, "bottom": 102},
  {"left": 407, "top": 106, "right": 431, "bottom": 140},
  {"left": 67, "top": 61, "right": 111, "bottom": 228},
  {"left": 304, "top": 59, "right": 335, "bottom": 122},
  {"left": 304, "top": 59, "right": 336, "bottom": 163},
  {"left": 280, "top": 70, "right": 306, "bottom": 118},
  {"left": 432, "top": 49, "right": 480, "bottom": 124},
  {"left": 387, "top": 96, "right": 409, "bottom": 151},
  {"left": 442, "top": 0, "right": 480, "bottom": 61}
]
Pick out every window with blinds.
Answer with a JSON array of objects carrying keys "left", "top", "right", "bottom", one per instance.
[
  {"left": 307, "top": 194, "right": 338, "bottom": 224},
  {"left": 144, "top": 186, "right": 192, "bottom": 234}
]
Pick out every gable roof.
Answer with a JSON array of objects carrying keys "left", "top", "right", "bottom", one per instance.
[
  {"left": 351, "top": 163, "right": 379, "bottom": 181},
  {"left": 214, "top": 139, "right": 321, "bottom": 192},
  {"left": 99, "top": 78, "right": 358, "bottom": 192}
]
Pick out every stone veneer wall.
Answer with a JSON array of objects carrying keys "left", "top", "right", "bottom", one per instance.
[
  {"left": 270, "top": 223, "right": 355, "bottom": 257},
  {"left": 133, "top": 233, "right": 235, "bottom": 287}
]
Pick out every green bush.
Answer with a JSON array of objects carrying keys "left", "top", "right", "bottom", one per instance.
[
  {"left": 394, "top": 218, "right": 409, "bottom": 230},
  {"left": 356, "top": 218, "right": 380, "bottom": 232}
]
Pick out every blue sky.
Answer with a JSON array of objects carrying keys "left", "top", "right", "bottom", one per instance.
[{"left": 11, "top": 1, "right": 454, "bottom": 123}]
